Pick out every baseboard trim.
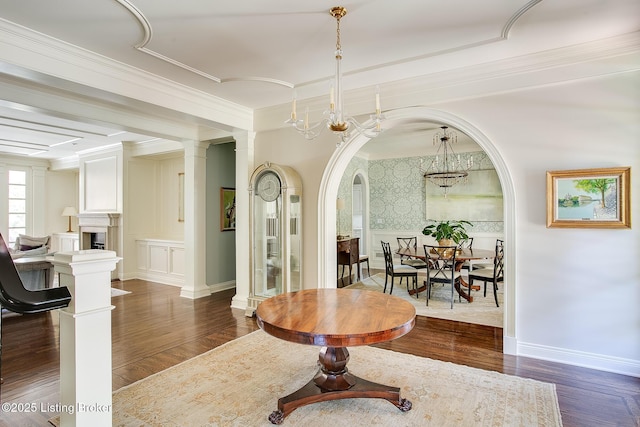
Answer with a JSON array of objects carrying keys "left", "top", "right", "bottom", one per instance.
[
  {"left": 135, "top": 272, "right": 184, "bottom": 287},
  {"left": 208, "top": 280, "right": 235, "bottom": 294},
  {"left": 518, "top": 341, "right": 640, "bottom": 377},
  {"left": 503, "top": 335, "right": 517, "bottom": 355},
  {"left": 231, "top": 294, "right": 248, "bottom": 312}
]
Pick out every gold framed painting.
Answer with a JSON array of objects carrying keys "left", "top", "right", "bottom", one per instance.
[
  {"left": 220, "top": 187, "right": 236, "bottom": 231},
  {"left": 546, "top": 167, "right": 630, "bottom": 228}
]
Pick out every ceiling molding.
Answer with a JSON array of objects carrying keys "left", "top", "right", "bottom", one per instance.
[
  {"left": 502, "top": 0, "right": 542, "bottom": 39},
  {"left": 298, "top": 0, "right": 544, "bottom": 90},
  {"left": 0, "top": 17, "right": 253, "bottom": 132},
  {"left": 254, "top": 32, "right": 640, "bottom": 132},
  {"left": 116, "top": 0, "right": 293, "bottom": 89},
  {"left": 114, "top": 0, "right": 542, "bottom": 92}
]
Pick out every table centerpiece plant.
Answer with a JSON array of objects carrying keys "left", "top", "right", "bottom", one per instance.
[{"left": 422, "top": 220, "right": 472, "bottom": 247}]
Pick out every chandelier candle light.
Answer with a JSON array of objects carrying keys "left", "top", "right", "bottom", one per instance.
[
  {"left": 286, "top": 6, "right": 384, "bottom": 145},
  {"left": 422, "top": 126, "right": 473, "bottom": 197}
]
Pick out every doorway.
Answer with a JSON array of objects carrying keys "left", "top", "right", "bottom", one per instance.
[
  {"left": 351, "top": 173, "right": 368, "bottom": 260},
  {"left": 317, "top": 107, "right": 517, "bottom": 354}
]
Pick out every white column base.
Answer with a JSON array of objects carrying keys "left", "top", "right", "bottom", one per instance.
[
  {"left": 53, "top": 250, "right": 120, "bottom": 427},
  {"left": 179, "top": 286, "right": 212, "bottom": 299}
]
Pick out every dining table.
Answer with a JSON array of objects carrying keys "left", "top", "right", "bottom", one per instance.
[{"left": 395, "top": 246, "right": 495, "bottom": 302}]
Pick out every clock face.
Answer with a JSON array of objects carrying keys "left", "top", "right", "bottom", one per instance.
[{"left": 257, "top": 171, "right": 281, "bottom": 202}]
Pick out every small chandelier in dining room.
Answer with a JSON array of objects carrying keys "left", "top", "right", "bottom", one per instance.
[
  {"left": 286, "top": 6, "right": 384, "bottom": 146},
  {"left": 421, "top": 126, "right": 473, "bottom": 197}
]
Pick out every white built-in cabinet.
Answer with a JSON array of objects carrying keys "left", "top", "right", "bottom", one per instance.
[
  {"left": 51, "top": 232, "right": 80, "bottom": 253},
  {"left": 136, "top": 239, "right": 185, "bottom": 286}
]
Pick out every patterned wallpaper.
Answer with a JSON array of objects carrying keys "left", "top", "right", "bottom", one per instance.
[{"left": 337, "top": 151, "right": 504, "bottom": 234}]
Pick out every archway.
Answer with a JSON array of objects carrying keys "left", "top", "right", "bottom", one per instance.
[{"left": 317, "top": 106, "right": 517, "bottom": 353}]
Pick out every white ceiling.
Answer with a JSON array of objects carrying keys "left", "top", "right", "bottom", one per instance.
[{"left": 0, "top": 0, "right": 638, "bottom": 160}]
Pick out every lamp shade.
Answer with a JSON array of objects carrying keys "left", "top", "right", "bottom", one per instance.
[
  {"left": 61, "top": 206, "right": 78, "bottom": 217},
  {"left": 336, "top": 198, "right": 346, "bottom": 210}
]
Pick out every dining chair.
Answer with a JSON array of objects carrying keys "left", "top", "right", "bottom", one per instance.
[
  {"left": 396, "top": 237, "right": 428, "bottom": 269},
  {"left": 465, "top": 238, "right": 496, "bottom": 271},
  {"left": 396, "top": 236, "right": 427, "bottom": 288},
  {"left": 468, "top": 239, "right": 504, "bottom": 307},
  {"left": 457, "top": 237, "right": 474, "bottom": 270},
  {"left": 358, "top": 253, "right": 370, "bottom": 279},
  {"left": 381, "top": 241, "right": 418, "bottom": 296},
  {"left": 423, "top": 244, "right": 465, "bottom": 309}
]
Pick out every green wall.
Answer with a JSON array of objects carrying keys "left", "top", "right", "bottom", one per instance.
[
  {"left": 338, "top": 151, "right": 504, "bottom": 234},
  {"left": 206, "top": 142, "right": 236, "bottom": 285}
]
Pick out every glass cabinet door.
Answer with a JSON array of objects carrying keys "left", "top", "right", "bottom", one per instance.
[
  {"left": 253, "top": 194, "right": 283, "bottom": 299},
  {"left": 289, "top": 194, "right": 301, "bottom": 292},
  {"left": 247, "top": 163, "right": 302, "bottom": 317}
]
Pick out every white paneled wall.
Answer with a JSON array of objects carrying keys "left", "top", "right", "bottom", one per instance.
[{"left": 136, "top": 239, "right": 185, "bottom": 287}]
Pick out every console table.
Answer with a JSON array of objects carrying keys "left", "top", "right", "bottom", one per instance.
[
  {"left": 337, "top": 237, "right": 360, "bottom": 284},
  {"left": 14, "top": 257, "right": 53, "bottom": 290}
]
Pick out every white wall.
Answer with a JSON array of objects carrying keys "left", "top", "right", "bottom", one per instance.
[
  {"left": 158, "top": 156, "right": 185, "bottom": 241},
  {"left": 252, "top": 71, "right": 640, "bottom": 376},
  {"left": 0, "top": 156, "right": 77, "bottom": 240},
  {"left": 438, "top": 72, "right": 639, "bottom": 374},
  {"left": 44, "top": 169, "right": 79, "bottom": 234},
  {"left": 254, "top": 128, "right": 337, "bottom": 290}
]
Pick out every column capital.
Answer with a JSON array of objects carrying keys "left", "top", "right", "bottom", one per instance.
[{"left": 182, "top": 139, "right": 211, "bottom": 158}]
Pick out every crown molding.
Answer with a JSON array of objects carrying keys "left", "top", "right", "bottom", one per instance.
[
  {"left": 255, "top": 32, "right": 640, "bottom": 132},
  {"left": 0, "top": 18, "right": 253, "bottom": 132}
]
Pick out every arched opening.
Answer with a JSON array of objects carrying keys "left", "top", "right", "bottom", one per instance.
[{"left": 317, "top": 107, "right": 517, "bottom": 352}]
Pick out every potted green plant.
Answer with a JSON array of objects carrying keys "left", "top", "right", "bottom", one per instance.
[{"left": 422, "top": 220, "right": 472, "bottom": 246}]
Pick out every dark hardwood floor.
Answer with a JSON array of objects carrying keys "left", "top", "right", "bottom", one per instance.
[{"left": 1, "top": 279, "right": 638, "bottom": 426}]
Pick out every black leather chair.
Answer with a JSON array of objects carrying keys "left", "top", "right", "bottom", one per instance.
[
  {"left": 0, "top": 233, "right": 71, "bottom": 390},
  {"left": 0, "top": 234, "right": 71, "bottom": 314}
]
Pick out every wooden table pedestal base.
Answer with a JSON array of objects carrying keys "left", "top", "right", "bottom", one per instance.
[{"left": 268, "top": 346, "right": 412, "bottom": 424}]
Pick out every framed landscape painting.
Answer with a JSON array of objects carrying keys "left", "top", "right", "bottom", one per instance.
[{"left": 546, "top": 167, "right": 630, "bottom": 228}]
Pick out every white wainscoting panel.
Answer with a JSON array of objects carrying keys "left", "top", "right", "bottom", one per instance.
[{"left": 136, "top": 239, "right": 185, "bottom": 287}]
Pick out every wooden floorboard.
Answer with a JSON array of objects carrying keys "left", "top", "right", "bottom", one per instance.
[{"left": 1, "top": 279, "right": 638, "bottom": 426}]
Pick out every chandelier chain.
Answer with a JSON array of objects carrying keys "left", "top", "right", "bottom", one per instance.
[{"left": 335, "top": 15, "right": 341, "bottom": 52}]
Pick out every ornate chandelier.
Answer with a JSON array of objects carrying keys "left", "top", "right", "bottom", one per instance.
[
  {"left": 421, "top": 126, "right": 473, "bottom": 196},
  {"left": 286, "top": 6, "right": 384, "bottom": 146}
]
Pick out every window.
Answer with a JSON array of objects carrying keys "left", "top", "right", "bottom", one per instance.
[{"left": 8, "top": 170, "right": 27, "bottom": 245}]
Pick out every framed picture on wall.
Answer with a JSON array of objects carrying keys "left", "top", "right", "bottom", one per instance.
[
  {"left": 546, "top": 167, "right": 630, "bottom": 228},
  {"left": 220, "top": 187, "right": 236, "bottom": 231}
]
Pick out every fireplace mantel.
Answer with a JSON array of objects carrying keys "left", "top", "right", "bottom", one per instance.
[
  {"left": 77, "top": 212, "right": 120, "bottom": 228},
  {"left": 77, "top": 213, "right": 121, "bottom": 279}
]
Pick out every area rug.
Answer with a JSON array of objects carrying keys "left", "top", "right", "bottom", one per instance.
[
  {"left": 346, "top": 273, "right": 503, "bottom": 328},
  {"left": 111, "top": 287, "right": 131, "bottom": 297},
  {"left": 51, "top": 330, "right": 562, "bottom": 426}
]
